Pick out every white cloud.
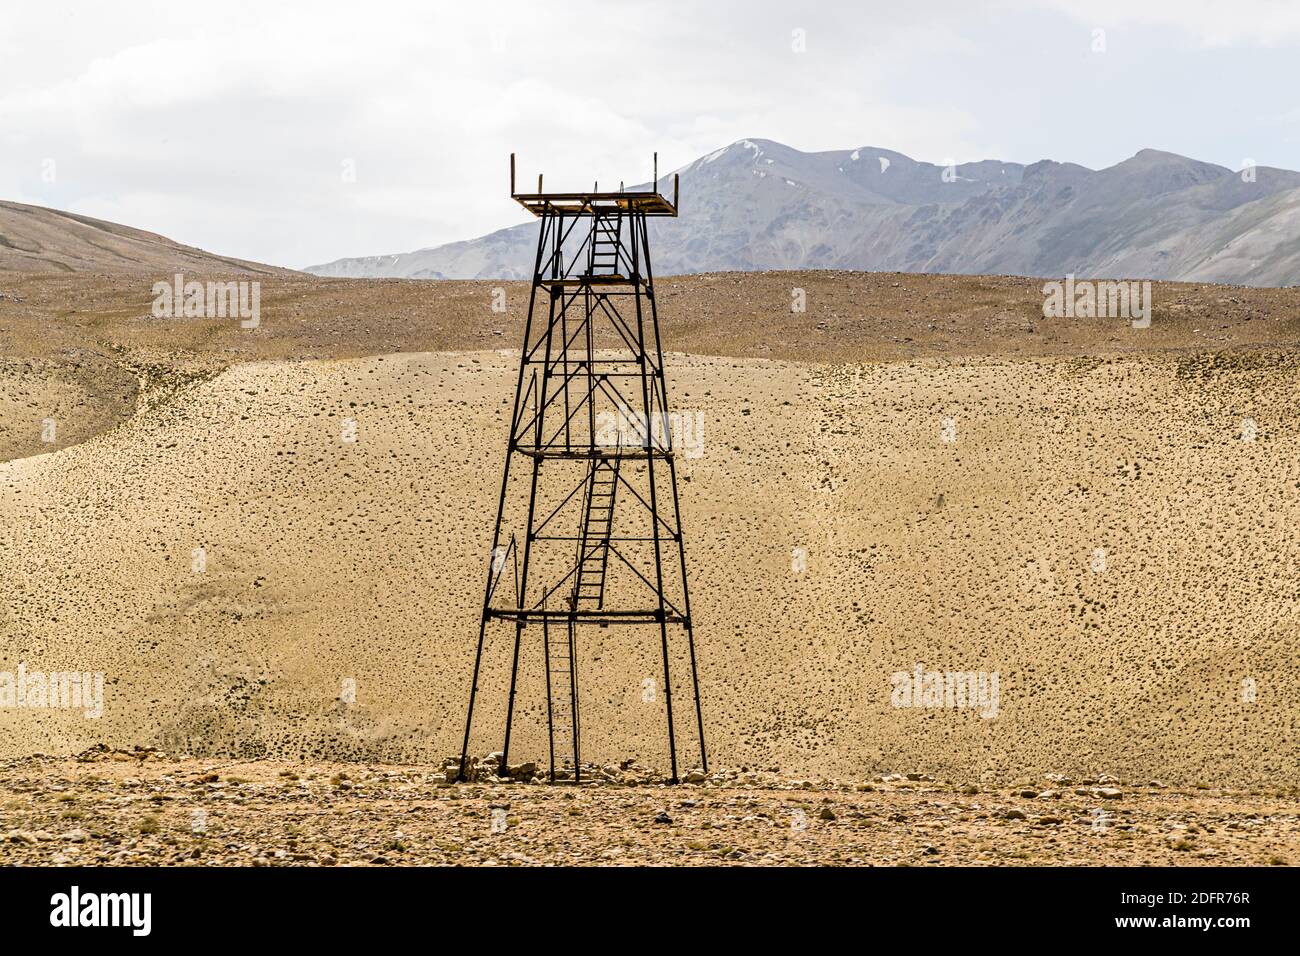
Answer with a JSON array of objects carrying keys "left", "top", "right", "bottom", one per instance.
[
  {"left": 1033, "top": 0, "right": 1300, "bottom": 46},
  {"left": 1, "top": 0, "right": 1296, "bottom": 267}
]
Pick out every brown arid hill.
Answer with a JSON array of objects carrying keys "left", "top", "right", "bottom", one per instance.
[
  {"left": 1, "top": 269, "right": 1298, "bottom": 793},
  {"left": 0, "top": 200, "right": 291, "bottom": 276}
]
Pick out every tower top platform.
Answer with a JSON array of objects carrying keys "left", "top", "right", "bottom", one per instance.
[{"left": 510, "top": 153, "right": 679, "bottom": 217}]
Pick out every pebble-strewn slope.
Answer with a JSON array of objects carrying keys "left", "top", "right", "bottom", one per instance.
[{"left": 2, "top": 334, "right": 1297, "bottom": 785}]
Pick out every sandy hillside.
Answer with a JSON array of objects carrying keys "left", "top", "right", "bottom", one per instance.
[
  {"left": 1, "top": 271, "right": 1298, "bottom": 788},
  {"left": 0, "top": 201, "right": 291, "bottom": 276}
]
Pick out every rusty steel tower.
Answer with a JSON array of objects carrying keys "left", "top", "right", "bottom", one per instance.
[{"left": 457, "top": 155, "right": 706, "bottom": 783}]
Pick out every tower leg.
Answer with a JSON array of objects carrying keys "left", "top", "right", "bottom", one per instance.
[
  {"left": 501, "top": 323, "right": 549, "bottom": 778},
  {"left": 659, "top": 616, "right": 679, "bottom": 783},
  {"left": 570, "top": 618, "right": 581, "bottom": 783},
  {"left": 457, "top": 615, "right": 490, "bottom": 782},
  {"left": 543, "top": 615, "right": 556, "bottom": 783},
  {"left": 685, "top": 621, "right": 707, "bottom": 773},
  {"left": 641, "top": 210, "right": 706, "bottom": 780},
  {"left": 631, "top": 214, "right": 680, "bottom": 784},
  {"left": 670, "top": 455, "right": 712, "bottom": 780},
  {"left": 499, "top": 619, "right": 524, "bottom": 778}
]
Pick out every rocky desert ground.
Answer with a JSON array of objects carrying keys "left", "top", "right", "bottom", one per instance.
[
  {"left": 0, "top": 749, "right": 1294, "bottom": 867},
  {"left": 1, "top": 269, "right": 1297, "bottom": 865}
]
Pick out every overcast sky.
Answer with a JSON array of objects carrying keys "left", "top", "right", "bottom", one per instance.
[{"left": 3, "top": 0, "right": 1299, "bottom": 269}]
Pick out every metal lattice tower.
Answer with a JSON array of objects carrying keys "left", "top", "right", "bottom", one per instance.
[{"left": 457, "top": 154, "right": 706, "bottom": 784}]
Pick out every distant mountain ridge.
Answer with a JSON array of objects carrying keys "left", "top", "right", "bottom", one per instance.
[{"left": 306, "top": 139, "right": 1300, "bottom": 286}]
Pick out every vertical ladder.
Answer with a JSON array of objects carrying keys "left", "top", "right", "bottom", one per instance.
[
  {"left": 543, "top": 612, "right": 580, "bottom": 782},
  {"left": 588, "top": 212, "right": 623, "bottom": 277},
  {"left": 544, "top": 455, "right": 621, "bottom": 783},
  {"left": 572, "top": 456, "right": 620, "bottom": 609}
]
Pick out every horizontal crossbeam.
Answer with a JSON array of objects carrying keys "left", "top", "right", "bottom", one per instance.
[{"left": 486, "top": 608, "right": 689, "bottom": 626}]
